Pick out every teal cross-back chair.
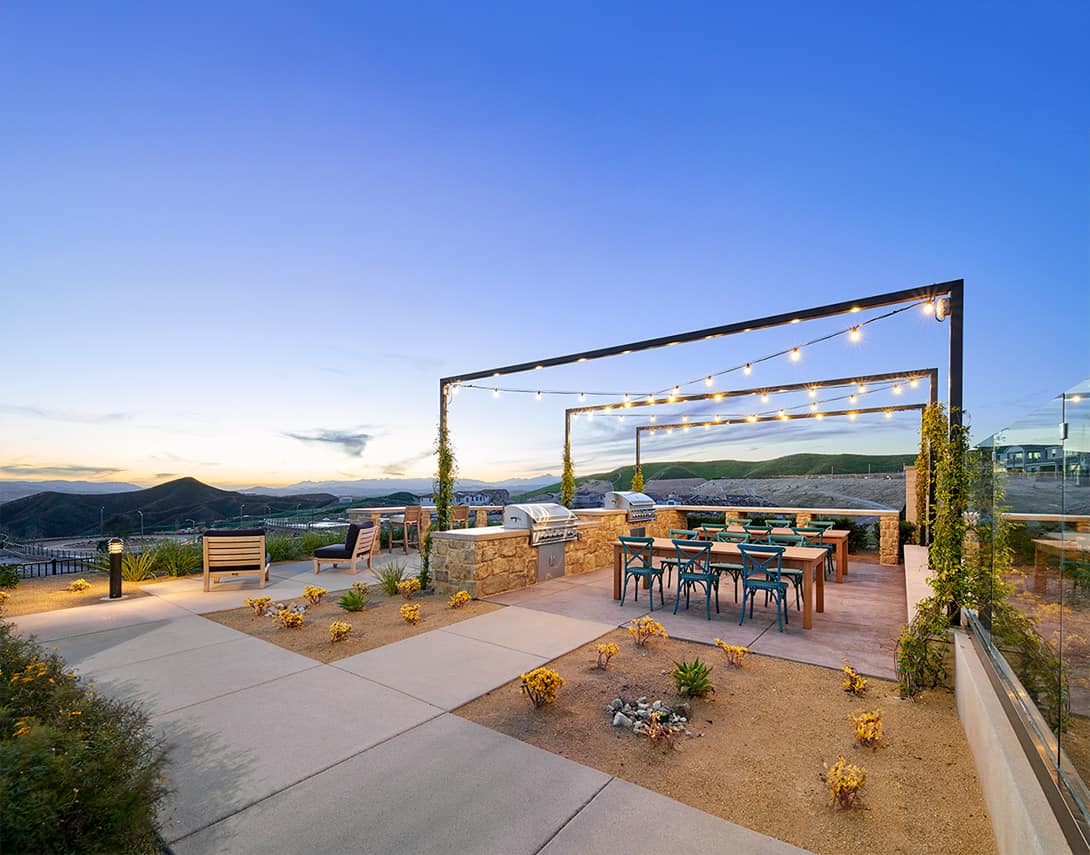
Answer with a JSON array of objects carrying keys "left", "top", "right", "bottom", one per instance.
[
  {"left": 618, "top": 536, "right": 665, "bottom": 610},
  {"left": 793, "top": 526, "right": 836, "bottom": 579},
  {"left": 769, "top": 533, "right": 806, "bottom": 610},
  {"left": 712, "top": 530, "right": 749, "bottom": 603},
  {"left": 768, "top": 516, "right": 794, "bottom": 529},
  {"left": 671, "top": 538, "right": 718, "bottom": 620},
  {"left": 659, "top": 528, "right": 701, "bottom": 586},
  {"left": 738, "top": 543, "right": 790, "bottom": 632},
  {"left": 810, "top": 520, "right": 837, "bottom": 531},
  {"left": 743, "top": 523, "right": 772, "bottom": 544}
]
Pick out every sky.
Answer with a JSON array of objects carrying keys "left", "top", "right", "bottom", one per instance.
[{"left": 1, "top": 2, "right": 1087, "bottom": 488}]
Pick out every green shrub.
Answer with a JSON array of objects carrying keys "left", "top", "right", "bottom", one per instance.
[
  {"left": 0, "top": 565, "right": 20, "bottom": 589},
  {"left": 0, "top": 621, "right": 168, "bottom": 852},
  {"left": 338, "top": 586, "right": 370, "bottom": 612},
  {"left": 829, "top": 517, "right": 871, "bottom": 552},
  {"left": 376, "top": 562, "right": 408, "bottom": 596},
  {"left": 152, "top": 539, "right": 202, "bottom": 576},
  {"left": 95, "top": 551, "right": 157, "bottom": 582},
  {"left": 266, "top": 534, "right": 304, "bottom": 562},
  {"left": 671, "top": 656, "right": 715, "bottom": 697},
  {"left": 300, "top": 529, "right": 345, "bottom": 555}
]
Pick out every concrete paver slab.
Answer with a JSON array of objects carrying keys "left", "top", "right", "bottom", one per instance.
[
  {"left": 441, "top": 605, "right": 614, "bottom": 659},
  {"left": 158, "top": 665, "right": 441, "bottom": 843},
  {"left": 9, "top": 596, "right": 194, "bottom": 642},
  {"left": 541, "top": 778, "right": 811, "bottom": 855},
  {"left": 335, "top": 630, "right": 546, "bottom": 709},
  {"left": 172, "top": 714, "right": 610, "bottom": 855},
  {"left": 50, "top": 616, "right": 247, "bottom": 673},
  {"left": 88, "top": 635, "right": 317, "bottom": 715}
]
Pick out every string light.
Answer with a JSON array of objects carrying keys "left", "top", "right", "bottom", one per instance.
[
  {"left": 650, "top": 415, "right": 656, "bottom": 422},
  {"left": 892, "top": 384, "right": 903, "bottom": 395},
  {"left": 743, "top": 363, "right": 752, "bottom": 375},
  {"left": 623, "top": 393, "right": 631, "bottom": 405},
  {"left": 681, "top": 415, "right": 688, "bottom": 422},
  {"left": 667, "top": 427, "right": 674, "bottom": 434},
  {"left": 713, "top": 393, "right": 724, "bottom": 401},
  {"left": 816, "top": 412, "right": 825, "bottom": 420},
  {"left": 619, "top": 414, "right": 624, "bottom": 421},
  {"left": 777, "top": 409, "right": 787, "bottom": 420},
  {"left": 714, "top": 413, "right": 722, "bottom": 422},
  {"left": 746, "top": 414, "right": 757, "bottom": 423},
  {"left": 922, "top": 301, "right": 935, "bottom": 316},
  {"left": 452, "top": 384, "right": 460, "bottom": 396},
  {"left": 579, "top": 392, "right": 586, "bottom": 402},
  {"left": 810, "top": 402, "right": 818, "bottom": 411},
  {"left": 884, "top": 410, "right": 893, "bottom": 419},
  {"left": 790, "top": 347, "right": 801, "bottom": 362},
  {"left": 493, "top": 388, "right": 500, "bottom": 398},
  {"left": 761, "top": 393, "right": 770, "bottom": 403},
  {"left": 849, "top": 326, "right": 862, "bottom": 342},
  {"left": 672, "top": 385, "right": 680, "bottom": 397},
  {"left": 705, "top": 375, "right": 714, "bottom": 387},
  {"left": 849, "top": 394, "right": 857, "bottom": 403},
  {"left": 704, "top": 424, "right": 710, "bottom": 430},
  {"left": 535, "top": 390, "right": 542, "bottom": 400},
  {"left": 647, "top": 394, "right": 655, "bottom": 404},
  {"left": 849, "top": 411, "right": 857, "bottom": 420},
  {"left": 909, "top": 378, "right": 919, "bottom": 388},
  {"left": 857, "top": 383, "right": 867, "bottom": 394},
  {"left": 808, "top": 387, "right": 817, "bottom": 398}
]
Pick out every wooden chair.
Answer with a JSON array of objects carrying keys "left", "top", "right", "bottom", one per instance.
[
  {"left": 202, "top": 529, "right": 269, "bottom": 592},
  {"left": 313, "top": 522, "right": 377, "bottom": 575},
  {"left": 389, "top": 506, "right": 424, "bottom": 553},
  {"left": 451, "top": 505, "right": 470, "bottom": 529}
]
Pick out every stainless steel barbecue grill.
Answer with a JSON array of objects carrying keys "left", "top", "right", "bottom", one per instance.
[
  {"left": 503, "top": 503, "right": 579, "bottom": 546},
  {"left": 604, "top": 491, "right": 657, "bottom": 523}
]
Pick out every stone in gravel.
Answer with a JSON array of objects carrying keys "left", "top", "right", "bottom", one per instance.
[
  {"left": 638, "top": 696, "right": 648, "bottom": 705},
  {"left": 613, "top": 712, "right": 634, "bottom": 728},
  {"left": 610, "top": 698, "right": 623, "bottom": 711},
  {"left": 675, "top": 703, "right": 691, "bottom": 717},
  {"left": 651, "top": 700, "right": 662, "bottom": 711}
]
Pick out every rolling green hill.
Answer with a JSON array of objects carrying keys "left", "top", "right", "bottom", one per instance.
[
  {"left": 0, "top": 477, "right": 338, "bottom": 539},
  {"left": 513, "top": 453, "right": 915, "bottom": 499}
]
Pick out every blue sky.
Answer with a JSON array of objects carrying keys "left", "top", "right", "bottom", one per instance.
[{"left": 1, "top": 3, "right": 1086, "bottom": 486}]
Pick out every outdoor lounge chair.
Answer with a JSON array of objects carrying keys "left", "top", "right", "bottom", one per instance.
[
  {"left": 313, "top": 521, "right": 377, "bottom": 575},
  {"left": 202, "top": 528, "right": 270, "bottom": 592}
]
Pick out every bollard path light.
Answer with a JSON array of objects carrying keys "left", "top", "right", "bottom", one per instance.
[{"left": 108, "top": 537, "right": 123, "bottom": 599}]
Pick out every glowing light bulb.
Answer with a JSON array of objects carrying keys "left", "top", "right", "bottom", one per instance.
[
  {"left": 810, "top": 402, "right": 818, "bottom": 411},
  {"left": 619, "top": 414, "right": 624, "bottom": 422},
  {"left": 650, "top": 415, "right": 656, "bottom": 422},
  {"left": 713, "top": 393, "right": 723, "bottom": 401},
  {"left": 624, "top": 393, "right": 631, "bottom": 404},
  {"left": 909, "top": 378, "right": 919, "bottom": 388},
  {"left": 761, "top": 394, "right": 770, "bottom": 403},
  {"left": 808, "top": 387, "right": 817, "bottom": 398},
  {"left": 683, "top": 424, "right": 690, "bottom": 432},
  {"left": 705, "top": 376, "right": 713, "bottom": 387},
  {"left": 579, "top": 392, "right": 586, "bottom": 402},
  {"left": 647, "top": 394, "right": 655, "bottom": 404},
  {"left": 682, "top": 415, "right": 688, "bottom": 422},
  {"left": 743, "top": 363, "right": 752, "bottom": 375},
  {"left": 587, "top": 410, "right": 594, "bottom": 419},
  {"left": 885, "top": 410, "right": 893, "bottom": 419},
  {"left": 667, "top": 427, "right": 674, "bottom": 434},
  {"left": 493, "top": 388, "right": 500, "bottom": 398},
  {"left": 714, "top": 414, "right": 722, "bottom": 422},
  {"left": 849, "top": 411, "right": 857, "bottom": 421},
  {"left": 790, "top": 347, "right": 801, "bottom": 362},
  {"left": 816, "top": 412, "right": 825, "bottom": 420},
  {"left": 777, "top": 409, "right": 786, "bottom": 420},
  {"left": 923, "top": 301, "right": 934, "bottom": 315},
  {"left": 1073, "top": 394, "right": 1083, "bottom": 403},
  {"left": 535, "top": 390, "right": 542, "bottom": 400},
  {"left": 704, "top": 424, "right": 710, "bottom": 430},
  {"left": 650, "top": 428, "right": 656, "bottom": 435},
  {"left": 858, "top": 384, "right": 867, "bottom": 394},
  {"left": 746, "top": 414, "right": 757, "bottom": 423},
  {"left": 672, "top": 385, "right": 680, "bottom": 397},
  {"left": 849, "top": 394, "right": 857, "bottom": 403},
  {"left": 892, "top": 384, "right": 903, "bottom": 395},
  {"left": 452, "top": 384, "right": 460, "bottom": 396},
  {"left": 849, "top": 326, "right": 862, "bottom": 342}
]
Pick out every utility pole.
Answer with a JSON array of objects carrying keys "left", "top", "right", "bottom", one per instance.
[{"left": 135, "top": 509, "right": 144, "bottom": 538}]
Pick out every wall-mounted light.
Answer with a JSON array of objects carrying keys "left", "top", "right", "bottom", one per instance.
[{"left": 934, "top": 296, "right": 950, "bottom": 321}]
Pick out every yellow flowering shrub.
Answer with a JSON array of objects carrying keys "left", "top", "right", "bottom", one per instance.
[
  {"left": 520, "top": 667, "right": 565, "bottom": 708},
  {"left": 67, "top": 578, "right": 93, "bottom": 593},
  {"left": 276, "top": 609, "right": 304, "bottom": 629},
  {"left": 398, "top": 578, "right": 421, "bottom": 600},
  {"left": 400, "top": 603, "right": 421, "bottom": 624},
  {"left": 822, "top": 756, "right": 867, "bottom": 809},
  {"left": 448, "top": 590, "right": 472, "bottom": 609},
  {"left": 713, "top": 638, "right": 749, "bottom": 667},
  {"left": 0, "top": 590, "right": 9, "bottom": 611},
  {"left": 595, "top": 642, "right": 619, "bottom": 670},
  {"left": 244, "top": 596, "right": 272, "bottom": 616},
  {"left": 329, "top": 621, "right": 353, "bottom": 643},
  {"left": 627, "top": 616, "right": 668, "bottom": 647},
  {"left": 851, "top": 710, "right": 883, "bottom": 750},
  {"left": 841, "top": 660, "right": 867, "bottom": 696},
  {"left": 302, "top": 585, "right": 327, "bottom": 605}
]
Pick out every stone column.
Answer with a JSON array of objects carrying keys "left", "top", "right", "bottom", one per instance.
[
  {"left": 370, "top": 513, "right": 383, "bottom": 552},
  {"left": 795, "top": 512, "right": 812, "bottom": 527},
  {"left": 904, "top": 466, "right": 918, "bottom": 525},
  {"left": 475, "top": 509, "right": 488, "bottom": 528},
  {"left": 879, "top": 515, "right": 900, "bottom": 566}
]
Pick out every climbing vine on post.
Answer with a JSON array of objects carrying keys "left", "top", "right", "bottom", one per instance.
[
  {"left": 560, "top": 440, "right": 575, "bottom": 508},
  {"left": 915, "top": 403, "right": 946, "bottom": 546},
  {"left": 631, "top": 465, "right": 644, "bottom": 493},
  {"left": 434, "top": 422, "right": 457, "bottom": 533}
]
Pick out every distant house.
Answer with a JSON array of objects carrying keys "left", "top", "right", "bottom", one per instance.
[
  {"left": 995, "top": 444, "right": 1090, "bottom": 478},
  {"left": 415, "top": 489, "right": 510, "bottom": 506}
]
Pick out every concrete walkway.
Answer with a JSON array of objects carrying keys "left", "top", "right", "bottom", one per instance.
[{"left": 9, "top": 571, "right": 811, "bottom": 855}]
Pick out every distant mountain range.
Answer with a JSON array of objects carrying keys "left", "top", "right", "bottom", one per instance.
[
  {"left": 0, "top": 477, "right": 336, "bottom": 539},
  {"left": 0, "top": 480, "right": 143, "bottom": 503},
  {"left": 243, "top": 474, "right": 559, "bottom": 498}
]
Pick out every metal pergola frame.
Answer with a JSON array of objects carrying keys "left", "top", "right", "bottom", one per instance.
[
  {"left": 436, "top": 280, "right": 963, "bottom": 528},
  {"left": 562, "top": 368, "right": 939, "bottom": 470}
]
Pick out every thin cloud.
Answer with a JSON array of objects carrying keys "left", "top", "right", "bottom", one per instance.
[
  {"left": 285, "top": 428, "right": 373, "bottom": 456},
  {"left": 0, "top": 464, "right": 125, "bottom": 477},
  {"left": 378, "top": 448, "right": 434, "bottom": 477},
  {"left": 0, "top": 404, "right": 130, "bottom": 424}
]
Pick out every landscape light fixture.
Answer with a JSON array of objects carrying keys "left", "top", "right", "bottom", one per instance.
[{"left": 107, "top": 538, "right": 123, "bottom": 599}]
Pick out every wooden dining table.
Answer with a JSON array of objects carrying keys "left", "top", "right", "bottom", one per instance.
[
  {"left": 612, "top": 537, "right": 828, "bottom": 629},
  {"left": 722, "top": 526, "right": 851, "bottom": 582}
]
